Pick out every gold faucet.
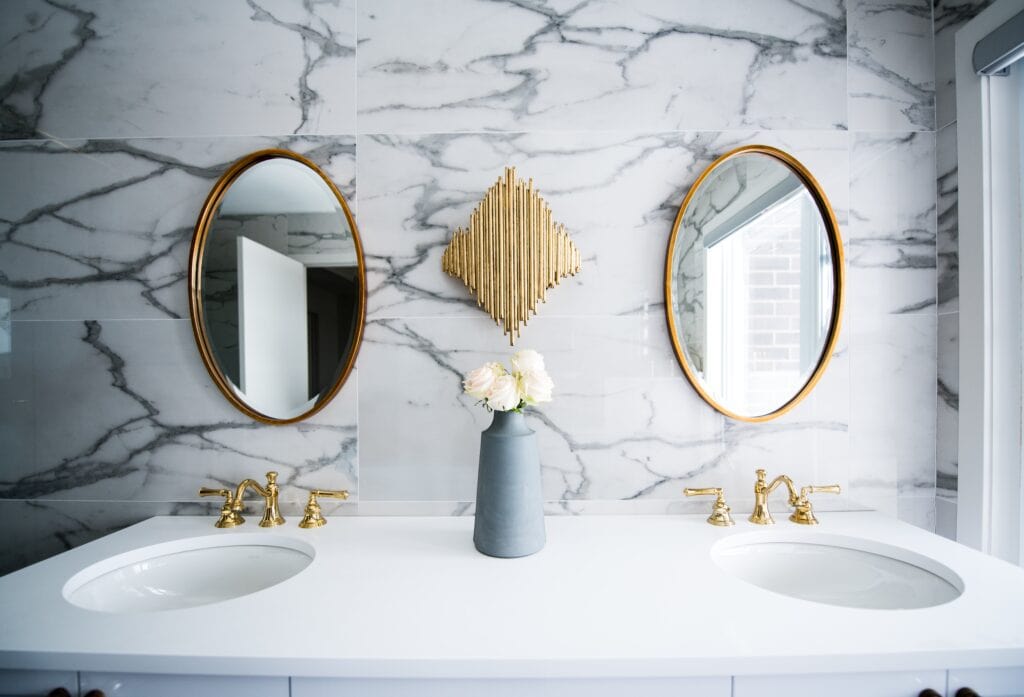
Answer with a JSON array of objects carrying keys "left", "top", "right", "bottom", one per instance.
[
  {"left": 749, "top": 468, "right": 800, "bottom": 525},
  {"left": 790, "top": 484, "right": 841, "bottom": 525},
  {"left": 198, "top": 487, "right": 243, "bottom": 528},
  {"left": 298, "top": 489, "right": 350, "bottom": 528},
  {"left": 232, "top": 471, "right": 286, "bottom": 527},
  {"left": 683, "top": 487, "right": 735, "bottom": 526},
  {"left": 749, "top": 469, "right": 841, "bottom": 525}
]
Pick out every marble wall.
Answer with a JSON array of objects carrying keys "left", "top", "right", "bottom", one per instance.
[
  {"left": 0, "top": 0, "right": 941, "bottom": 574},
  {"left": 932, "top": 0, "right": 993, "bottom": 517}
]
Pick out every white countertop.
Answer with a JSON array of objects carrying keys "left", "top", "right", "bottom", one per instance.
[{"left": 2, "top": 512, "right": 1024, "bottom": 678}]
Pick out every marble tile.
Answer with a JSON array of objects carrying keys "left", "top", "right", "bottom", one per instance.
[
  {"left": 0, "top": 296, "right": 9, "bottom": 380},
  {"left": 0, "top": 496, "right": 362, "bottom": 576},
  {"left": 848, "top": 314, "right": 937, "bottom": 510},
  {"left": 0, "top": 499, "right": 212, "bottom": 575},
  {"left": 357, "top": 0, "right": 847, "bottom": 133},
  {"left": 0, "top": 0, "right": 356, "bottom": 139},
  {"left": 357, "top": 314, "right": 726, "bottom": 504},
  {"left": 848, "top": 131, "right": 936, "bottom": 316},
  {"left": 934, "top": 0, "right": 993, "bottom": 129},
  {"left": 0, "top": 319, "right": 358, "bottom": 502},
  {"left": 0, "top": 0, "right": 953, "bottom": 572},
  {"left": 936, "top": 123, "right": 959, "bottom": 498},
  {"left": 720, "top": 421, "right": 847, "bottom": 511},
  {"left": 357, "top": 310, "right": 857, "bottom": 513},
  {"left": 937, "top": 312, "right": 959, "bottom": 495},
  {"left": 359, "top": 130, "right": 849, "bottom": 321},
  {"left": 717, "top": 330, "right": 851, "bottom": 508},
  {"left": 0, "top": 136, "right": 355, "bottom": 321},
  {"left": 937, "top": 122, "right": 959, "bottom": 313},
  {"left": 848, "top": 0, "right": 934, "bottom": 131},
  {"left": 353, "top": 498, "right": 721, "bottom": 517}
]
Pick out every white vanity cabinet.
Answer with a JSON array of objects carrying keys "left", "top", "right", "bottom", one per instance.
[
  {"left": 0, "top": 672, "right": 289, "bottom": 697},
  {"left": 77, "top": 673, "right": 288, "bottom": 697},
  {"left": 290, "top": 676, "right": 730, "bottom": 697},
  {"left": 6, "top": 670, "right": 1024, "bottom": 697},
  {"left": 0, "top": 670, "right": 77, "bottom": 697},
  {"left": 734, "top": 670, "right": 948, "bottom": 697},
  {"left": 949, "top": 667, "right": 1024, "bottom": 696}
]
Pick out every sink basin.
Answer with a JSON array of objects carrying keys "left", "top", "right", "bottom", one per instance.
[
  {"left": 712, "top": 534, "right": 963, "bottom": 610},
  {"left": 63, "top": 534, "right": 315, "bottom": 614}
]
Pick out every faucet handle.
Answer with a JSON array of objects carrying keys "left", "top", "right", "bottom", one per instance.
[
  {"left": 199, "top": 487, "right": 244, "bottom": 528},
  {"left": 299, "top": 489, "right": 350, "bottom": 529},
  {"left": 684, "top": 487, "right": 735, "bottom": 527},
  {"left": 790, "top": 484, "right": 841, "bottom": 525}
]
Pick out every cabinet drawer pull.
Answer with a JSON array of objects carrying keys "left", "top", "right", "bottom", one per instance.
[
  {"left": 84, "top": 691, "right": 106, "bottom": 697},
  {"left": 956, "top": 689, "right": 981, "bottom": 697},
  {"left": 47, "top": 690, "right": 72, "bottom": 697},
  {"left": 919, "top": 691, "right": 942, "bottom": 697}
]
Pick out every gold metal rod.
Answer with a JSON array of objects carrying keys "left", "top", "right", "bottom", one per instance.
[{"left": 440, "top": 166, "right": 581, "bottom": 344}]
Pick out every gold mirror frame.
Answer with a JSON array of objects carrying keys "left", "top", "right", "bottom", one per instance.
[
  {"left": 663, "top": 144, "right": 845, "bottom": 423},
  {"left": 188, "top": 148, "right": 366, "bottom": 425}
]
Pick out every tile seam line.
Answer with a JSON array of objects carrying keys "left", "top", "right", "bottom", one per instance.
[
  {"left": 0, "top": 128, "right": 902, "bottom": 143},
  {"left": 0, "top": 128, "right": 941, "bottom": 146}
]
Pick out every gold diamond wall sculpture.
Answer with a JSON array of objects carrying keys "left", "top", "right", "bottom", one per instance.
[{"left": 441, "top": 167, "right": 582, "bottom": 345}]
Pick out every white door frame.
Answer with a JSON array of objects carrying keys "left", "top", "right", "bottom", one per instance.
[{"left": 956, "top": 0, "right": 1024, "bottom": 563}]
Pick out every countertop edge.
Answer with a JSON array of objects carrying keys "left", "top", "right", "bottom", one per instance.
[{"left": 4, "top": 649, "right": 1024, "bottom": 679}]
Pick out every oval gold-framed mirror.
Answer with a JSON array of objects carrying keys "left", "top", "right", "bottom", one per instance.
[
  {"left": 664, "top": 145, "right": 844, "bottom": 422},
  {"left": 188, "top": 149, "right": 365, "bottom": 425}
]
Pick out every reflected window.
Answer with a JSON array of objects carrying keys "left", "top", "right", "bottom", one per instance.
[{"left": 705, "top": 190, "right": 832, "bottom": 415}]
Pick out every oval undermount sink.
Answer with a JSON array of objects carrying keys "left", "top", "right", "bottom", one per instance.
[
  {"left": 64, "top": 534, "right": 314, "bottom": 614},
  {"left": 712, "top": 534, "right": 963, "bottom": 610}
]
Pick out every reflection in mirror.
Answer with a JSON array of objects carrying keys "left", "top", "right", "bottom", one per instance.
[
  {"left": 0, "top": 296, "right": 9, "bottom": 380},
  {"left": 190, "top": 151, "right": 364, "bottom": 424},
  {"left": 666, "top": 146, "right": 842, "bottom": 421}
]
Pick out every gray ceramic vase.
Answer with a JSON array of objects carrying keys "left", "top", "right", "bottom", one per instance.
[{"left": 473, "top": 410, "right": 546, "bottom": 558}]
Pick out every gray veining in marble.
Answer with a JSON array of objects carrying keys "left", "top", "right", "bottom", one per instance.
[
  {"left": 361, "top": 130, "right": 849, "bottom": 322},
  {"left": 0, "top": 320, "right": 358, "bottom": 502},
  {"left": 934, "top": 0, "right": 994, "bottom": 129},
  {"left": 0, "top": 0, "right": 357, "bottom": 140},
  {"left": 848, "top": 131, "right": 937, "bottom": 316},
  {"left": 357, "top": 314, "right": 726, "bottom": 505},
  {"left": 930, "top": 0, "right": 991, "bottom": 502},
  {"left": 358, "top": 0, "right": 847, "bottom": 133},
  {"left": 937, "top": 122, "right": 959, "bottom": 313},
  {"left": 0, "top": 136, "right": 355, "bottom": 321},
  {"left": 0, "top": 499, "right": 213, "bottom": 575},
  {"left": 0, "top": 0, "right": 945, "bottom": 573},
  {"left": 718, "top": 331, "right": 852, "bottom": 498},
  {"left": 848, "top": 313, "right": 937, "bottom": 514},
  {"left": 937, "top": 312, "right": 958, "bottom": 494},
  {"left": 357, "top": 309, "right": 857, "bottom": 510},
  {"left": 849, "top": 0, "right": 935, "bottom": 131}
]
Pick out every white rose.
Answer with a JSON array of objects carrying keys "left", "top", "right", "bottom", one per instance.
[
  {"left": 486, "top": 374, "right": 522, "bottom": 412},
  {"left": 521, "top": 368, "right": 553, "bottom": 404},
  {"left": 511, "top": 349, "right": 545, "bottom": 375},
  {"left": 463, "top": 362, "right": 504, "bottom": 399}
]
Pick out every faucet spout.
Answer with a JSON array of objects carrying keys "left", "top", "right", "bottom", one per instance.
[
  {"left": 232, "top": 471, "right": 285, "bottom": 527},
  {"left": 766, "top": 474, "right": 799, "bottom": 505},
  {"left": 749, "top": 469, "right": 798, "bottom": 525},
  {"left": 233, "top": 478, "right": 268, "bottom": 509}
]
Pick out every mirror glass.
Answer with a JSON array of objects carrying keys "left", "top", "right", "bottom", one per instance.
[
  {"left": 666, "top": 147, "right": 841, "bottom": 420},
  {"left": 191, "top": 151, "right": 364, "bottom": 423}
]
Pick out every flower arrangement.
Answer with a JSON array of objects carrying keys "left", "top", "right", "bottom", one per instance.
[{"left": 462, "top": 349, "right": 554, "bottom": 412}]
